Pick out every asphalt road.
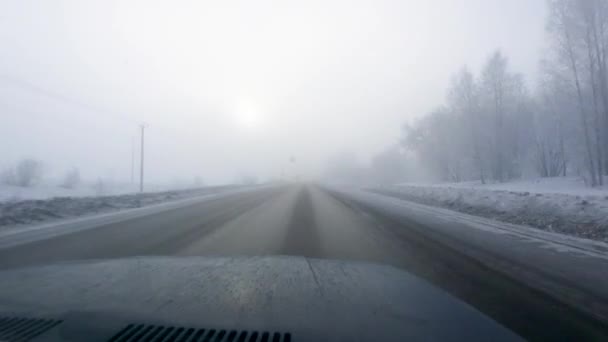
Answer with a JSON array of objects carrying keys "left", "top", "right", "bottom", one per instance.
[{"left": 0, "top": 184, "right": 607, "bottom": 340}]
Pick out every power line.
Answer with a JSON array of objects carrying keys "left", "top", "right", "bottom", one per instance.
[{"left": 0, "top": 74, "right": 138, "bottom": 126}]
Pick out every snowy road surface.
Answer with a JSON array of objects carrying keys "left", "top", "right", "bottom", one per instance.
[{"left": 0, "top": 184, "right": 607, "bottom": 339}]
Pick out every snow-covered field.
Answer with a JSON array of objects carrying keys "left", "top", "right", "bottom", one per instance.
[
  {"left": 399, "top": 177, "right": 608, "bottom": 197},
  {"left": 372, "top": 177, "right": 608, "bottom": 242},
  {"left": 0, "top": 185, "right": 242, "bottom": 229},
  {"left": 0, "top": 181, "right": 202, "bottom": 202}
]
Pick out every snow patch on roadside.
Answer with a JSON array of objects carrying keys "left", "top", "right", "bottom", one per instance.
[
  {"left": 0, "top": 181, "right": 206, "bottom": 202},
  {"left": 373, "top": 177, "right": 608, "bottom": 242},
  {"left": 0, "top": 185, "right": 243, "bottom": 229},
  {"left": 399, "top": 177, "right": 608, "bottom": 197}
]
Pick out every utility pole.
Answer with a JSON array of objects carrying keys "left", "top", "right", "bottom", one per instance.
[
  {"left": 139, "top": 124, "right": 147, "bottom": 193},
  {"left": 130, "top": 137, "right": 135, "bottom": 185}
]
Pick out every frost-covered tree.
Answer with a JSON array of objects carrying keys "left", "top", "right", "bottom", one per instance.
[
  {"left": 545, "top": 0, "right": 608, "bottom": 185},
  {"left": 394, "top": 1, "right": 608, "bottom": 187},
  {"left": 447, "top": 67, "right": 487, "bottom": 183},
  {"left": 0, "top": 167, "right": 17, "bottom": 186},
  {"left": 402, "top": 107, "right": 470, "bottom": 182},
  {"left": 61, "top": 168, "right": 81, "bottom": 189},
  {"left": 93, "top": 178, "right": 106, "bottom": 196},
  {"left": 533, "top": 61, "right": 575, "bottom": 177},
  {"left": 402, "top": 53, "right": 533, "bottom": 183},
  {"left": 15, "top": 159, "right": 44, "bottom": 187},
  {"left": 479, "top": 51, "right": 532, "bottom": 182}
]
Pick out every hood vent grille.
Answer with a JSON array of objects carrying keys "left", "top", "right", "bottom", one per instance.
[
  {"left": 0, "top": 316, "right": 62, "bottom": 341},
  {"left": 109, "top": 324, "right": 292, "bottom": 342}
]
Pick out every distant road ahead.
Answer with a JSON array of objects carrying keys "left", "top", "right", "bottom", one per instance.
[{"left": 0, "top": 184, "right": 607, "bottom": 340}]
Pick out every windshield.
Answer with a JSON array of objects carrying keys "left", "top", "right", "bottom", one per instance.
[{"left": 1, "top": 0, "right": 608, "bottom": 341}]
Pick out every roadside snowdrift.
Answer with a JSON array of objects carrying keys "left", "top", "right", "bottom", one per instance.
[
  {"left": 372, "top": 177, "right": 608, "bottom": 242},
  {"left": 0, "top": 185, "right": 241, "bottom": 228},
  {"left": 0, "top": 181, "right": 205, "bottom": 202}
]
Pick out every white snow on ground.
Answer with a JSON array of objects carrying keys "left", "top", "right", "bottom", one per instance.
[
  {"left": 0, "top": 185, "right": 248, "bottom": 229},
  {"left": 0, "top": 181, "right": 202, "bottom": 202},
  {"left": 0, "top": 183, "right": 131, "bottom": 202},
  {"left": 399, "top": 176, "right": 608, "bottom": 197},
  {"left": 374, "top": 176, "right": 608, "bottom": 242},
  {"left": 0, "top": 186, "right": 265, "bottom": 250}
]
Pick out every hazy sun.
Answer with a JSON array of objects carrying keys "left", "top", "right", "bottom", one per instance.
[{"left": 234, "top": 100, "right": 263, "bottom": 130}]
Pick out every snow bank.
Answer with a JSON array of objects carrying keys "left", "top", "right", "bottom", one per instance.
[
  {"left": 374, "top": 177, "right": 608, "bottom": 242},
  {"left": 0, "top": 185, "right": 242, "bottom": 229},
  {"left": 0, "top": 183, "right": 129, "bottom": 202},
  {"left": 399, "top": 176, "right": 608, "bottom": 196},
  {"left": 0, "top": 181, "right": 205, "bottom": 202}
]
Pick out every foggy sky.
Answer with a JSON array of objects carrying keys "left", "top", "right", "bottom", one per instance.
[{"left": 0, "top": 0, "right": 545, "bottom": 185}]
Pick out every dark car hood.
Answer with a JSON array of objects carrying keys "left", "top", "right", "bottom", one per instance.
[{"left": 0, "top": 256, "right": 521, "bottom": 341}]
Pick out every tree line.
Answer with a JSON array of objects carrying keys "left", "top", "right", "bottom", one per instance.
[{"left": 400, "top": 0, "right": 608, "bottom": 186}]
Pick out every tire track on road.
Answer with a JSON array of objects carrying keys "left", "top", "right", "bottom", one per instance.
[{"left": 280, "top": 186, "right": 322, "bottom": 257}]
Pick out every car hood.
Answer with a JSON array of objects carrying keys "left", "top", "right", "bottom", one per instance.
[{"left": 0, "top": 256, "right": 521, "bottom": 341}]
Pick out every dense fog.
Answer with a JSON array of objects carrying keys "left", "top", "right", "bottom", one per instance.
[{"left": 1, "top": 0, "right": 559, "bottom": 189}]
